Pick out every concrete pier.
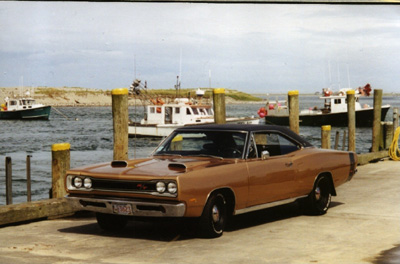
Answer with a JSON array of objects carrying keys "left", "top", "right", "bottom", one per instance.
[{"left": 0, "top": 160, "right": 399, "bottom": 263}]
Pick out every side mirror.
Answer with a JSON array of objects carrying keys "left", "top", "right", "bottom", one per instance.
[{"left": 261, "top": 150, "right": 270, "bottom": 160}]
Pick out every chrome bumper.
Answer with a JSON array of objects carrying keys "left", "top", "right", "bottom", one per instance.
[{"left": 67, "top": 196, "right": 186, "bottom": 217}]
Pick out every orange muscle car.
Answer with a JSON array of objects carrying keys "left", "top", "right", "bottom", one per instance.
[{"left": 66, "top": 124, "right": 357, "bottom": 238}]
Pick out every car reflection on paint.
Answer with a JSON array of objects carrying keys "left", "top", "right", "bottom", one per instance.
[{"left": 66, "top": 124, "right": 357, "bottom": 238}]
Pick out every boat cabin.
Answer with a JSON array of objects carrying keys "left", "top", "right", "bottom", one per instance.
[
  {"left": 142, "top": 98, "right": 214, "bottom": 125},
  {"left": 5, "top": 98, "right": 38, "bottom": 111},
  {"left": 322, "top": 95, "right": 363, "bottom": 113}
]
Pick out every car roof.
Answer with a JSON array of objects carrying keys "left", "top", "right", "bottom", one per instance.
[{"left": 176, "top": 124, "right": 313, "bottom": 147}]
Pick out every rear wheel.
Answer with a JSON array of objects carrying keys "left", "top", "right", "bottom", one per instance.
[
  {"left": 96, "top": 213, "right": 128, "bottom": 231},
  {"left": 306, "top": 175, "right": 332, "bottom": 215},
  {"left": 198, "top": 193, "right": 227, "bottom": 238}
]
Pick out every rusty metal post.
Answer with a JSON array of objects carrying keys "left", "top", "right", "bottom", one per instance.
[
  {"left": 288, "top": 90, "right": 299, "bottom": 134},
  {"left": 112, "top": 88, "right": 129, "bottom": 161},
  {"left": 321, "top": 125, "right": 331, "bottom": 149},
  {"left": 52, "top": 143, "right": 70, "bottom": 199},
  {"left": 5, "top": 156, "right": 12, "bottom": 205},
  {"left": 372, "top": 89, "right": 383, "bottom": 152},
  {"left": 213, "top": 88, "right": 226, "bottom": 124},
  {"left": 26, "top": 155, "right": 32, "bottom": 202},
  {"left": 347, "top": 90, "right": 356, "bottom": 152}
]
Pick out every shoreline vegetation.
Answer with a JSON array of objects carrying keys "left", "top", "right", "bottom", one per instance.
[
  {"left": 1, "top": 86, "right": 399, "bottom": 107},
  {"left": 0, "top": 86, "right": 266, "bottom": 107}
]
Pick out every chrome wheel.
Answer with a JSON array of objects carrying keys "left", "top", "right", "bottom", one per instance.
[{"left": 199, "top": 193, "right": 227, "bottom": 238}]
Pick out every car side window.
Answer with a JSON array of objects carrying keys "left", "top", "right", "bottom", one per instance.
[{"left": 251, "top": 132, "right": 300, "bottom": 157}]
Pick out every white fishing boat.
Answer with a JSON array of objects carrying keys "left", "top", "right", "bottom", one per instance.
[{"left": 129, "top": 97, "right": 259, "bottom": 137}]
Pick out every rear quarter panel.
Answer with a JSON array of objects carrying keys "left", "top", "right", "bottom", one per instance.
[{"left": 293, "top": 148, "right": 353, "bottom": 196}]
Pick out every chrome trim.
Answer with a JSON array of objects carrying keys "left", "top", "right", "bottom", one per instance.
[
  {"left": 234, "top": 195, "right": 308, "bottom": 215},
  {"left": 67, "top": 196, "right": 186, "bottom": 217}
]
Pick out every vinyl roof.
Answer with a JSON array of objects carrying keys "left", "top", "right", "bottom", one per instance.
[{"left": 176, "top": 124, "right": 313, "bottom": 147}]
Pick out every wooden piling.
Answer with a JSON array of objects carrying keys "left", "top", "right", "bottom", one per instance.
[
  {"left": 347, "top": 90, "right": 356, "bottom": 152},
  {"left": 334, "top": 131, "right": 340, "bottom": 150},
  {"left": 288, "top": 90, "right": 299, "bottom": 134},
  {"left": 51, "top": 143, "right": 70, "bottom": 199},
  {"left": 213, "top": 88, "right": 226, "bottom": 124},
  {"left": 321, "top": 125, "right": 331, "bottom": 149},
  {"left": 393, "top": 107, "right": 399, "bottom": 132},
  {"left": 372, "top": 89, "right": 383, "bottom": 152},
  {"left": 112, "top": 88, "right": 129, "bottom": 160},
  {"left": 26, "top": 155, "right": 32, "bottom": 202},
  {"left": 5, "top": 157, "right": 12, "bottom": 205}
]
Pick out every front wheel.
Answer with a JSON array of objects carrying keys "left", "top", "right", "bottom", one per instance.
[
  {"left": 306, "top": 175, "right": 332, "bottom": 215},
  {"left": 96, "top": 213, "right": 128, "bottom": 231},
  {"left": 198, "top": 193, "right": 227, "bottom": 238}
]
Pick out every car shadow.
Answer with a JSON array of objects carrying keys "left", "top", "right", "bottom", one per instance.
[{"left": 59, "top": 201, "right": 344, "bottom": 241}]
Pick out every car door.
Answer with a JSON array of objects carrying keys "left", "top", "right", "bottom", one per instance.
[{"left": 246, "top": 131, "right": 300, "bottom": 207}]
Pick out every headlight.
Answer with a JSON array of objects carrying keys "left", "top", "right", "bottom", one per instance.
[
  {"left": 73, "top": 177, "right": 83, "bottom": 188},
  {"left": 84, "top": 178, "right": 92, "bottom": 189},
  {"left": 156, "top": 181, "right": 166, "bottom": 193},
  {"left": 167, "top": 182, "right": 177, "bottom": 194}
]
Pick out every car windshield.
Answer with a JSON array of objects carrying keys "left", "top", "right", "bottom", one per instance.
[{"left": 153, "top": 130, "right": 247, "bottom": 159}]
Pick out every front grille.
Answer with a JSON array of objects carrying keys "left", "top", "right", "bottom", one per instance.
[{"left": 92, "top": 178, "right": 157, "bottom": 193}]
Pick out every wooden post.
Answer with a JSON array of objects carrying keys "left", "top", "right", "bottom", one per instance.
[
  {"left": 342, "top": 130, "right": 346, "bottom": 151},
  {"left": 288, "top": 90, "right": 299, "bottom": 134},
  {"left": 213, "top": 88, "right": 226, "bottom": 124},
  {"left": 347, "top": 90, "right": 356, "bottom": 152},
  {"left": 112, "top": 88, "right": 129, "bottom": 160},
  {"left": 380, "top": 122, "right": 394, "bottom": 150},
  {"left": 321, "top": 125, "right": 331, "bottom": 149},
  {"left": 393, "top": 107, "right": 399, "bottom": 132},
  {"left": 51, "top": 143, "right": 70, "bottom": 199},
  {"left": 5, "top": 157, "right": 12, "bottom": 205},
  {"left": 334, "top": 131, "right": 340, "bottom": 150},
  {"left": 372, "top": 89, "right": 383, "bottom": 152},
  {"left": 26, "top": 155, "right": 32, "bottom": 202}
]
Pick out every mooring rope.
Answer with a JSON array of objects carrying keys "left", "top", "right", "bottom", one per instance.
[{"left": 389, "top": 127, "right": 400, "bottom": 161}]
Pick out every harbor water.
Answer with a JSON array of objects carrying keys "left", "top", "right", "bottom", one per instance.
[{"left": 0, "top": 95, "right": 399, "bottom": 205}]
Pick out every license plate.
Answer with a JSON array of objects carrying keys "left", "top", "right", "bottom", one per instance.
[{"left": 112, "top": 203, "right": 133, "bottom": 215}]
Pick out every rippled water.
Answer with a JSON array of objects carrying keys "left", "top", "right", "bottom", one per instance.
[{"left": 0, "top": 95, "right": 398, "bottom": 205}]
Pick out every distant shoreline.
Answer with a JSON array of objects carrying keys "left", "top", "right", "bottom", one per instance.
[{"left": 1, "top": 87, "right": 398, "bottom": 107}]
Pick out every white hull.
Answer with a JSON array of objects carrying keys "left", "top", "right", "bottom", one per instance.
[{"left": 129, "top": 117, "right": 260, "bottom": 137}]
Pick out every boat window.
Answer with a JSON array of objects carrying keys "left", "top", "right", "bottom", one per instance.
[
  {"left": 186, "top": 108, "right": 192, "bottom": 115},
  {"left": 334, "top": 99, "right": 342, "bottom": 104},
  {"left": 150, "top": 107, "right": 155, "bottom": 114},
  {"left": 10, "top": 100, "right": 17, "bottom": 106},
  {"left": 191, "top": 107, "right": 199, "bottom": 115},
  {"left": 154, "top": 131, "right": 247, "bottom": 159},
  {"left": 250, "top": 131, "right": 300, "bottom": 157},
  {"left": 175, "top": 107, "right": 180, "bottom": 114}
]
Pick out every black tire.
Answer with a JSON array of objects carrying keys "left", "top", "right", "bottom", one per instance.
[
  {"left": 198, "top": 193, "right": 227, "bottom": 238},
  {"left": 96, "top": 213, "right": 128, "bottom": 231},
  {"left": 306, "top": 175, "right": 332, "bottom": 215}
]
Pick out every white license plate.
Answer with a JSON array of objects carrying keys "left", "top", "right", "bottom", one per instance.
[{"left": 112, "top": 203, "right": 133, "bottom": 215}]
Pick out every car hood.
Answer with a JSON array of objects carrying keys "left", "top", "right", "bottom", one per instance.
[{"left": 67, "top": 156, "right": 233, "bottom": 178}]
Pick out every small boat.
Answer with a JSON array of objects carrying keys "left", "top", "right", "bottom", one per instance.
[
  {"left": 262, "top": 88, "right": 390, "bottom": 127},
  {"left": 129, "top": 97, "right": 259, "bottom": 137},
  {"left": 0, "top": 97, "right": 51, "bottom": 120}
]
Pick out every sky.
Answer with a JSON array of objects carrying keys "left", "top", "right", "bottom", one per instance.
[{"left": 0, "top": 2, "right": 399, "bottom": 94}]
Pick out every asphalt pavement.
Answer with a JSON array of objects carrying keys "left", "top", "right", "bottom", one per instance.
[{"left": 0, "top": 159, "right": 400, "bottom": 264}]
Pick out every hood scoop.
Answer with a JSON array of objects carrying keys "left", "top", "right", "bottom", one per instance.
[
  {"left": 111, "top": 160, "right": 128, "bottom": 168},
  {"left": 168, "top": 163, "right": 187, "bottom": 172}
]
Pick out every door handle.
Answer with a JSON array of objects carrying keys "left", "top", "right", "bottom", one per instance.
[{"left": 285, "top": 162, "right": 293, "bottom": 167}]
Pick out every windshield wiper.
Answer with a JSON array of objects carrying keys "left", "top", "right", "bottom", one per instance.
[
  {"left": 153, "top": 153, "right": 183, "bottom": 157},
  {"left": 191, "top": 154, "right": 224, "bottom": 159}
]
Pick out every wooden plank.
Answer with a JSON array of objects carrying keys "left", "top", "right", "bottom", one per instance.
[
  {"left": 357, "top": 150, "right": 389, "bottom": 165},
  {"left": 0, "top": 198, "right": 78, "bottom": 226}
]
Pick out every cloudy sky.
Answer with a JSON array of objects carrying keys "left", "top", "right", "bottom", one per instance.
[{"left": 0, "top": 2, "right": 399, "bottom": 94}]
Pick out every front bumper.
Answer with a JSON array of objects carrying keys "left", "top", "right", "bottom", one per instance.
[{"left": 67, "top": 196, "right": 186, "bottom": 217}]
